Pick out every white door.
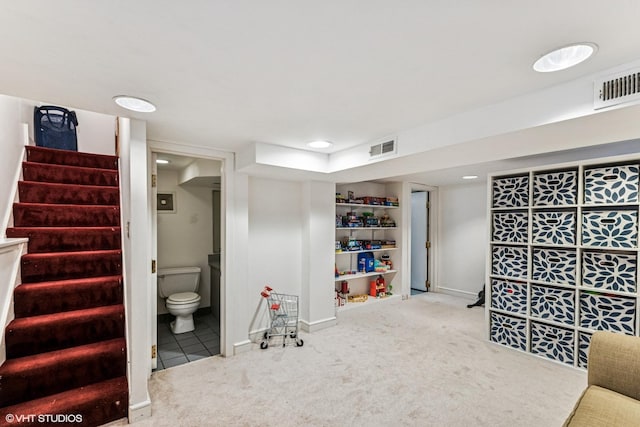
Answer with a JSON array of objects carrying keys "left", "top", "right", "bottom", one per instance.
[{"left": 411, "top": 191, "right": 428, "bottom": 291}]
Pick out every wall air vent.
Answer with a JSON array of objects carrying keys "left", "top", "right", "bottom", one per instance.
[
  {"left": 594, "top": 69, "right": 640, "bottom": 110},
  {"left": 369, "top": 139, "right": 397, "bottom": 159}
]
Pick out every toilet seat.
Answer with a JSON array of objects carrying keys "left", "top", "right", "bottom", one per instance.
[{"left": 167, "top": 292, "right": 201, "bottom": 305}]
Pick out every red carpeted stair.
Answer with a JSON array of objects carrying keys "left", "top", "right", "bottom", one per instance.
[{"left": 1, "top": 146, "right": 128, "bottom": 427}]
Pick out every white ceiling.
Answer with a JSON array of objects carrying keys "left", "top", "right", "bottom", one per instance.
[{"left": 1, "top": 2, "right": 640, "bottom": 179}]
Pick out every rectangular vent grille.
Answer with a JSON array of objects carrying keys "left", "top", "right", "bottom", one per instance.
[
  {"left": 594, "top": 69, "right": 640, "bottom": 110},
  {"left": 369, "top": 139, "right": 396, "bottom": 158}
]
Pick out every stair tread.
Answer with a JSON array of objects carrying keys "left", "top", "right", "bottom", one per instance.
[
  {"left": 18, "top": 181, "right": 120, "bottom": 205},
  {"left": 7, "top": 227, "right": 122, "bottom": 254},
  {"left": 13, "top": 275, "right": 123, "bottom": 318},
  {"left": 22, "top": 161, "right": 119, "bottom": 188},
  {"left": 0, "top": 338, "right": 126, "bottom": 407},
  {"left": 23, "top": 161, "right": 119, "bottom": 175},
  {"left": 14, "top": 201, "right": 119, "bottom": 209},
  {"left": 19, "top": 180, "right": 120, "bottom": 192},
  {"left": 8, "top": 226, "right": 120, "bottom": 232},
  {"left": 26, "top": 146, "right": 118, "bottom": 166},
  {"left": 8, "top": 304, "right": 124, "bottom": 329},
  {"left": 0, "top": 338, "right": 125, "bottom": 373},
  {"left": 15, "top": 274, "right": 122, "bottom": 290},
  {"left": 21, "top": 249, "right": 121, "bottom": 259},
  {"left": 0, "top": 376, "right": 128, "bottom": 427}
]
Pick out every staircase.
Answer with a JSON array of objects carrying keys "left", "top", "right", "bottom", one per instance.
[{"left": 1, "top": 146, "right": 128, "bottom": 426}]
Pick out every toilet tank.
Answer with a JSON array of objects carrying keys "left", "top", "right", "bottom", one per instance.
[{"left": 157, "top": 266, "right": 201, "bottom": 298}]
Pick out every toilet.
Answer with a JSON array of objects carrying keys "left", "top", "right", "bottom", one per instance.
[{"left": 158, "top": 266, "right": 202, "bottom": 334}]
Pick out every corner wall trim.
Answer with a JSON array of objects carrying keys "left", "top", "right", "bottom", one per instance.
[
  {"left": 299, "top": 316, "right": 337, "bottom": 333},
  {"left": 129, "top": 398, "right": 152, "bottom": 423},
  {"left": 233, "top": 340, "right": 252, "bottom": 355},
  {"left": 436, "top": 287, "right": 476, "bottom": 299}
]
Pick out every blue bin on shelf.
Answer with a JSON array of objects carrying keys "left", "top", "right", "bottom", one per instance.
[{"left": 357, "top": 252, "right": 375, "bottom": 273}]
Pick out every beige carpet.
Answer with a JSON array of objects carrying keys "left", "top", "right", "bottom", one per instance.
[{"left": 118, "top": 293, "right": 586, "bottom": 426}]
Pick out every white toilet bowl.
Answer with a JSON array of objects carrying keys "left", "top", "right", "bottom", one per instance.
[
  {"left": 166, "top": 292, "right": 202, "bottom": 334},
  {"left": 157, "top": 266, "right": 202, "bottom": 334}
]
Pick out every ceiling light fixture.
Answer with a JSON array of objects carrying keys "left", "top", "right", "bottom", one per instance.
[
  {"left": 113, "top": 95, "right": 157, "bottom": 113},
  {"left": 307, "top": 140, "right": 333, "bottom": 149},
  {"left": 533, "top": 43, "right": 597, "bottom": 73},
  {"left": 156, "top": 159, "right": 170, "bottom": 164},
  {"left": 462, "top": 175, "right": 478, "bottom": 180}
]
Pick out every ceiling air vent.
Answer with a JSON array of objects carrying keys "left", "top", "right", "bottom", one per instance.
[
  {"left": 594, "top": 69, "right": 640, "bottom": 110},
  {"left": 369, "top": 139, "right": 397, "bottom": 159}
]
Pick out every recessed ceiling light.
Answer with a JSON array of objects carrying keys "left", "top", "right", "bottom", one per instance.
[
  {"left": 156, "top": 159, "right": 170, "bottom": 164},
  {"left": 533, "top": 43, "right": 597, "bottom": 73},
  {"left": 307, "top": 140, "right": 333, "bottom": 149},
  {"left": 113, "top": 95, "right": 157, "bottom": 113},
  {"left": 462, "top": 175, "right": 478, "bottom": 180}
]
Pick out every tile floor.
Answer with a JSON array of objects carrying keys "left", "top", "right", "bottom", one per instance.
[{"left": 156, "top": 311, "right": 221, "bottom": 370}]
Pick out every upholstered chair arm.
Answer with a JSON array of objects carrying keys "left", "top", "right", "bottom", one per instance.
[{"left": 588, "top": 331, "right": 640, "bottom": 400}]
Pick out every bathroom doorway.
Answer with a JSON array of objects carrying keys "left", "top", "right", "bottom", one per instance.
[{"left": 152, "top": 151, "right": 223, "bottom": 370}]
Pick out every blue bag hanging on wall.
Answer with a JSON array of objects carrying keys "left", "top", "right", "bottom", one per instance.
[{"left": 34, "top": 106, "right": 79, "bottom": 151}]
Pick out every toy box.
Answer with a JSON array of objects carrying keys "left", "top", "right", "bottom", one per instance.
[
  {"left": 357, "top": 252, "right": 375, "bottom": 273},
  {"left": 533, "top": 170, "right": 577, "bottom": 206},
  {"left": 532, "top": 211, "right": 576, "bottom": 245},
  {"left": 584, "top": 164, "right": 639, "bottom": 204},
  {"left": 492, "top": 175, "right": 529, "bottom": 208},
  {"left": 530, "top": 321, "right": 574, "bottom": 365}
]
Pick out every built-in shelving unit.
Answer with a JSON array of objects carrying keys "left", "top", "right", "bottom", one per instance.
[
  {"left": 335, "top": 182, "right": 402, "bottom": 310},
  {"left": 487, "top": 157, "right": 640, "bottom": 369}
]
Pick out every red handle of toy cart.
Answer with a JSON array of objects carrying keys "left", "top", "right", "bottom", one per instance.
[{"left": 261, "top": 285, "right": 273, "bottom": 298}]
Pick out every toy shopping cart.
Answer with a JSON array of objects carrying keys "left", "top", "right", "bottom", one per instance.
[{"left": 260, "top": 286, "right": 304, "bottom": 349}]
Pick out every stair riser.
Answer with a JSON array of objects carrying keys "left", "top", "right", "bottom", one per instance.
[
  {"left": 6, "top": 228, "right": 121, "bottom": 253},
  {"left": 18, "top": 181, "right": 120, "bottom": 205},
  {"left": 23, "top": 163, "right": 118, "bottom": 187},
  {"left": 0, "top": 376, "right": 128, "bottom": 427},
  {"left": 0, "top": 344, "right": 126, "bottom": 407},
  {"left": 26, "top": 146, "right": 118, "bottom": 170},
  {"left": 13, "top": 204, "right": 120, "bottom": 227},
  {"left": 6, "top": 309, "right": 125, "bottom": 358},
  {"left": 21, "top": 252, "right": 122, "bottom": 283},
  {"left": 14, "top": 279, "right": 123, "bottom": 317}
]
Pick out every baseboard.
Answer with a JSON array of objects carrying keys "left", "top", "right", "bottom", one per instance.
[
  {"left": 436, "top": 286, "right": 476, "bottom": 299},
  {"left": 299, "top": 316, "right": 337, "bottom": 333},
  {"left": 128, "top": 398, "right": 152, "bottom": 423},
  {"left": 233, "top": 339, "right": 252, "bottom": 355}
]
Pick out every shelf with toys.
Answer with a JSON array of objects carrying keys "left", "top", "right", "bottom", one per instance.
[
  {"left": 337, "top": 293, "right": 402, "bottom": 312},
  {"left": 335, "top": 184, "right": 402, "bottom": 310},
  {"left": 334, "top": 269, "right": 398, "bottom": 282},
  {"left": 335, "top": 247, "right": 398, "bottom": 256}
]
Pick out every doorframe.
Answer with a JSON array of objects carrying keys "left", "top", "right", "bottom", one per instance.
[
  {"left": 147, "top": 140, "right": 233, "bottom": 360},
  {"left": 403, "top": 182, "right": 438, "bottom": 296}
]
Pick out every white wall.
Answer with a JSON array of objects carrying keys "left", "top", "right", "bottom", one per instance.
[
  {"left": 248, "top": 178, "right": 302, "bottom": 296},
  {"left": 300, "top": 181, "right": 336, "bottom": 332},
  {"left": 74, "top": 110, "right": 116, "bottom": 155},
  {"left": 245, "top": 177, "right": 303, "bottom": 338},
  {"left": 156, "top": 169, "right": 213, "bottom": 314},
  {"left": 0, "top": 94, "right": 27, "bottom": 233},
  {"left": 437, "top": 181, "right": 487, "bottom": 297}
]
